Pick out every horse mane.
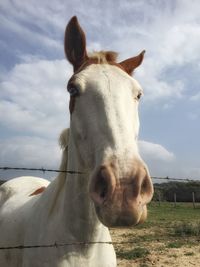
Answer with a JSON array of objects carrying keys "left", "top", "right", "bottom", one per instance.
[
  {"left": 59, "top": 128, "right": 70, "bottom": 151},
  {"left": 49, "top": 128, "right": 70, "bottom": 215},
  {"left": 58, "top": 128, "right": 70, "bottom": 173},
  {"left": 88, "top": 51, "right": 118, "bottom": 64},
  {"left": 75, "top": 50, "right": 120, "bottom": 74}
]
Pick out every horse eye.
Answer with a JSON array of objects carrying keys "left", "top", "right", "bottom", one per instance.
[
  {"left": 136, "top": 92, "right": 142, "bottom": 100},
  {"left": 68, "top": 86, "right": 79, "bottom": 97}
]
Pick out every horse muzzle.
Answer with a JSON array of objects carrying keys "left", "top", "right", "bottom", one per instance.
[{"left": 89, "top": 161, "right": 153, "bottom": 227}]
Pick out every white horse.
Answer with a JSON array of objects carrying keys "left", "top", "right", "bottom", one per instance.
[{"left": 0, "top": 17, "right": 153, "bottom": 267}]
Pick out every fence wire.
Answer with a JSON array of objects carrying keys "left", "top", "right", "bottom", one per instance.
[
  {"left": 0, "top": 166, "right": 199, "bottom": 182},
  {"left": 0, "top": 167, "right": 83, "bottom": 174},
  {"left": 0, "top": 240, "right": 142, "bottom": 250}
]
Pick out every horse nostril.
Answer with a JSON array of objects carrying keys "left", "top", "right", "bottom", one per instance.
[
  {"left": 96, "top": 174, "right": 108, "bottom": 200},
  {"left": 141, "top": 176, "right": 149, "bottom": 194},
  {"left": 100, "top": 184, "right": 107, "bottom": 199},
  {"left": 140, "top": 171, "right": 153, "bottom": 202},
  {"left": 90, "top": 166, "right": 116, "bottom": 206}
]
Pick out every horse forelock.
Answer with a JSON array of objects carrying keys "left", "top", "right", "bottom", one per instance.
[
  {"left": 88, "top": 51, "right": 118, "bottom": 64},
  {"left": 75, "top": 50, "right": 127, "bottom": 74}
]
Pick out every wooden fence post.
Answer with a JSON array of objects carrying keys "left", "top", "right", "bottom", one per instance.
[
  {"left": 192, "top": 192, "right": 195, "bottom": 209},
  {"left": 174, "top": 193, "right": 176, "bottom": 207}
]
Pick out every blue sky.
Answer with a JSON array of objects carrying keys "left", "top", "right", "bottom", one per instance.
[{"left": 0, "top": 0, "right": 200, "bottom": 181}]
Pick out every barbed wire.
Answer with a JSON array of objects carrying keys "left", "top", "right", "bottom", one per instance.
[
  {"left": 1, "top": 236, "right": 200, "bottom": 250},
  {"left": 151, "top": 176, "right": 199, "bottom": 182},
  {"left": 0, "top": 241, "right": 112, "bottom": 250},
  {"left": 0, "top": 166, "right": 199, "bottom": 182},
  {"left": 0, "top": 167, "right": 83, "bottom": 174},
  {"left": 0, "top": 241, "right": 131, "bottom": 250}
]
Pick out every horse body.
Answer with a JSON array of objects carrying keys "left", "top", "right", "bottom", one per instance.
[
  {"left": 0, "top": 16, "right": 153, "bottom": 266},
  {"left": 0, "top": 177, "right": 50, "bottom": 266},
  {"left": 0, "top": 138, "right": 115, "bottom": 267},
  {"left": 22, "top": 151, "right": 115, "bottom": 267}
]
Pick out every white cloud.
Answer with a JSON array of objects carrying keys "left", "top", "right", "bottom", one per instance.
[
  {"left": 105, "top": 1, "right": 200, "bottom": 101},
  {"left": 0, "top": 136, "right": 61, "bottom": 169},
  {"left": 0, "top": 58, "right": 71, "bottom": 138},
  {"left": 136, "top": 64, "right": 185, "bottom": 101},
  {"left": 1, "top": 0, "right": 200, "bottom": 102},
  {"left": 137, "top": 140, "right": 178, "bottom": 179},
  {"left": 138, "top": 140, "right": 175, "bottom": 162}
]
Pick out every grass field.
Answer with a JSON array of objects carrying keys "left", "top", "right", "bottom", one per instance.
[{"left": 110, "top": 202, "right": 200, "bottom": 266}]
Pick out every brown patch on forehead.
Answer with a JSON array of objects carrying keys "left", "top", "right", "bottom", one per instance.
[
  {"left": 90, "top": 51, "right": 118, "bottom": 63},
  {"left": 74, "top": 51, "right": 127, "bottom": 74}
]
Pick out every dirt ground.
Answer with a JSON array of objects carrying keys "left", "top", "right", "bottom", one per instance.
[{"left": 110, "top": 227, "right": 200, "bottom": 267}]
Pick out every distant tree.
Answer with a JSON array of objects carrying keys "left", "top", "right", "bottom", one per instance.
[{"left": 153, "top": 181, "right": 200, "bottom": 202}]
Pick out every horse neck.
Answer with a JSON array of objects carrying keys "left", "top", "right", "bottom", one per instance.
[{"left": 62, "top": 134, "right": 100, "bottom": 242}]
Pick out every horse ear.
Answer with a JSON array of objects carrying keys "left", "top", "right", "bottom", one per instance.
[
  {"left": 64, "top": 16, "right": 88, "bottom": 72},
  {"left": 119, "top": 50, "right": 145, "bottom": 75}
]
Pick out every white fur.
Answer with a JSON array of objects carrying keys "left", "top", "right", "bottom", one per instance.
[{"left": 0, "top": 64, "right": 143, "bottom": 266}]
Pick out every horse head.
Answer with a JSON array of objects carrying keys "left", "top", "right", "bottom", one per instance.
[{"left": 64, "top": 16, "right": 153, "bottom": 227}]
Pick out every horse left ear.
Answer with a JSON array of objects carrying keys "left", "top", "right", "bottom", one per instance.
[
  {"left": 64, "top": 16, "right": 88, "bottom": 72},
  {"left": 119, "top": 50, "right": 145, "bottom": 75}
]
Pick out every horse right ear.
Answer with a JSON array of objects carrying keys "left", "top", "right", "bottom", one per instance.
[{"left": 64, "top": 16, "right": 88, "bottom": 72}]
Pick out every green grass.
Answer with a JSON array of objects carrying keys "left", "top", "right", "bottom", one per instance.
[
  {"left": 166, "top": 241, "right": 184, "bottom": 248},
  {"left": 113, "top": 202, "right": 200, "bottom": 261},
  {"left": 140, "top": 202, "right": 200, "bottom": 242},
  {"left": 138, "top": 202, "right": 200, "bottom": 229},
  {"left": 116, "top": 247, "right": 150, "bottom": 260},
  {"left": 173, "top": 222, "right": 200, "bottom": 237}
]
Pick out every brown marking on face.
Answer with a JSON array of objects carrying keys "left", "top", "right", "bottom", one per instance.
[
  {"left": 29, "top": 186, "right": 46, "bottom": 196},
  {"left": 74, "top": 51, "right": 126, "bottom": 75},
  {"left": 69, "top": 49, "right": 145, "bottom": 77}
]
